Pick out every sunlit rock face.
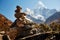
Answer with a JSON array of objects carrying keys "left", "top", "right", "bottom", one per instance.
[{"left": 0, "top": 14, "right": 12, "bottom": 31}]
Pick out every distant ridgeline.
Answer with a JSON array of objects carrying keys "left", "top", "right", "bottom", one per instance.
[
  {"left": 45, "top": 12, "right": 60, "bottom": 24},
  {"left": 0, "top": 6, "right": 60, "bottom": 40}
]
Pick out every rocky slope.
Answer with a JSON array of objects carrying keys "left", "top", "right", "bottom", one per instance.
[{"left": 0, "top": 14, "right": 12, "bottom": 31}]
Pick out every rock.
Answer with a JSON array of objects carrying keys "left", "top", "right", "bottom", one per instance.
[
  {"left": 15, "top": 6, "right": 26, "bottom": 19},
  {"left": 9, "top": 6, "right": 33, "bottom": 40},
  {"left": 15, "top": 6, "right": 22, "bottom": 13},
  {"left": 0, "top": 14, "right": 12, "bottom": 31}
]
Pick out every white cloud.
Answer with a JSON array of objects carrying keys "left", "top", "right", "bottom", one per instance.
[
  {"left": 25, "top": 8, "right": 34, "bottom": 15},
  {"left": 26, "top": 8, "right": 30, "bottom": 12},
  {"left": 32, "top": 15, "right": 45, "bottom": 22},
  {"left": 37, "top": 1, "right": 47, "bottom": 8},
  {"left": 38, "top": 1, "right": 45, "bottom": 7}
]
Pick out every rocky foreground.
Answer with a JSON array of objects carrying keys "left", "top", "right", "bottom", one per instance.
[{"left": 0, "top": 6, "right": 60, "bottom": 40}]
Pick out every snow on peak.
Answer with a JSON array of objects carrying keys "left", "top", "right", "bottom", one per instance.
[
  {"left": 25, "top": 8, "right": 45, "bottom": 23},
  {"left": 25, "top": 8, "right": 34, "bottom": 15}
]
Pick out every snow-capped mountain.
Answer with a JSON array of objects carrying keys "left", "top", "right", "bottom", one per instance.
[
  {"left": 25, "top": 8, "right": 45, "bottom": 23},
  {"left": 24, "top": 1, "right": 57, "bottom": 23},
  {"left": 34, "top": 8, "right": 57, "bottom": 19}
]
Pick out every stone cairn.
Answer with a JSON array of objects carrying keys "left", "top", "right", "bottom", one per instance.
[{"left": 8, "top": 6, "right": 32, "bottom": 40}]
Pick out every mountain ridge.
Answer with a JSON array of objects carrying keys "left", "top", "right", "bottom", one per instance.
[{"left": 45, "top": 12, "right": 60, "bottom": 24}]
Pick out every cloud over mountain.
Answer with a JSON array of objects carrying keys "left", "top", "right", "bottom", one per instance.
[
  {"left": 24, "top": 1, "right": 57, "bottom": 23},
  {"left": 25, "top": 7, "right": 45, "bottom": 23}
]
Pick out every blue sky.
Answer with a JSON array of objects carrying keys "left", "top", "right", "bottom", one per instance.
[{"left": 0, "top": 0, "right": 60, "bottom": 22}]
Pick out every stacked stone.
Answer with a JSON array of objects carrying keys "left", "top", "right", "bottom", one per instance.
[
  {"left": 14, "top": 6, "right": 27, "bottom": 27},
  {"left": 15, "top": 6, "right": 26, "bottom": 20},
  {"left": 9, "top": 6, "right": 32, "bottom": 40}
]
